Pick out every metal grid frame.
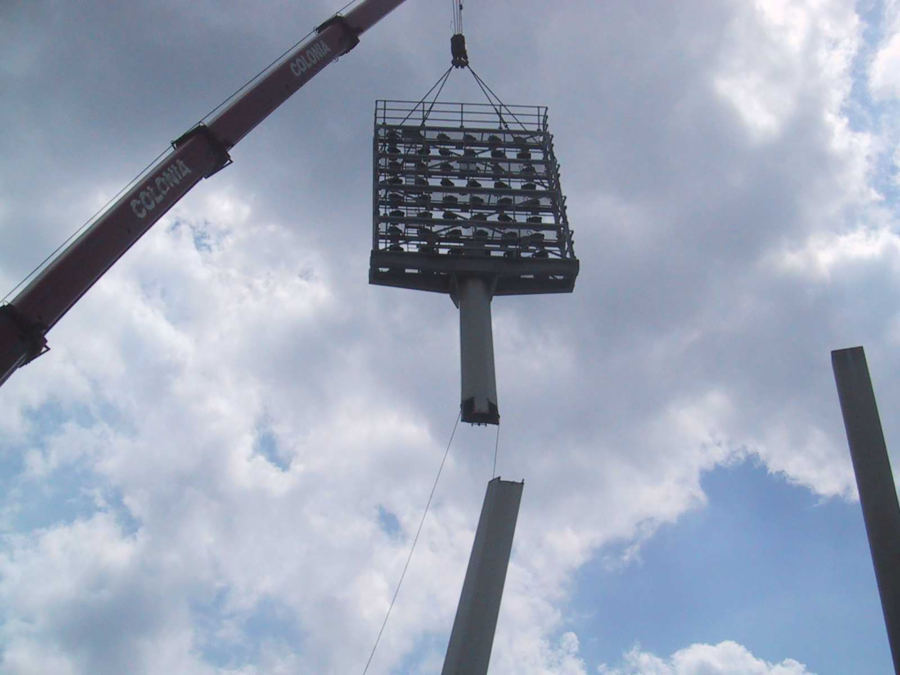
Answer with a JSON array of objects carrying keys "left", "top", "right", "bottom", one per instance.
[{"left": 369, "top": 100, "right": 579, "bottom": 296}]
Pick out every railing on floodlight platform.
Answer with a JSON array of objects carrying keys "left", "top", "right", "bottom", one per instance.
[
  {"left": 374, "top": 100, "right": 551, "bottom": 132},
  {"left": 369, "top": 100, "right": 579, "bottom": 296}
]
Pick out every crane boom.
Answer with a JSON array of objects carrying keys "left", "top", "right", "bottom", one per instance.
[{"left": 0, "top": 0, "right": 408, "bottom": 387}]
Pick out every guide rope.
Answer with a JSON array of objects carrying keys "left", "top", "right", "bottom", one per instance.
[{"left": 360, "top": 410, "right": 462, "bottom": 675}]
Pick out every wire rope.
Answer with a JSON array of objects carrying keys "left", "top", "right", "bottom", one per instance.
[
  {"left": 360, "top": 411, "right": 462, "bottom": 675},
  {"left": 396, "top": 66, "right": 455, "bottom": 127},
  {"left": 421, "top": 68, "right": 454, "bottom": 124},
  {"left": 467, "top": 66, "right": 530, "bottom": 132},
  {"left": 466, "top": 67, "right": 507, "bottom": 129}
]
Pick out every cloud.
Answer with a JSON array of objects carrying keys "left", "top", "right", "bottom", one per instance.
[
  {"left": 0, "top": 0, "right": 897, "bottom": 673},
  {"left": 870, "top": 31, "right": 900, "bottom": 100},
  {"left": 0, "top": 513, "right": 211, "bottom": 675},
  {"left": 870, "top": 0, "right": 900, "bottom": 100},
  {"left": 599, "top": 641, "right": 815, "bottom": 675},
  {"left": 714, "top": 0, "right": 859, "bottom": 143}
]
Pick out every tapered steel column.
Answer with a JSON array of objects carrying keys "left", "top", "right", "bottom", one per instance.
[
  {"left": 442, "top": 478, "right": 523, "bottom": 675},
  {"left": 458, "top": 277, "right": 499, "bottom": 425},
  {"left": 832, "top": 346, "right": 900, "bottom": 674}
]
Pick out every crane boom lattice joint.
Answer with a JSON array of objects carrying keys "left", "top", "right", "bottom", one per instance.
[
  {"left": 317, "top": 14, "right": 362, "bottom": 55},
  {"left": 171, "top": 124, "right": 233, "bottom": 178}
]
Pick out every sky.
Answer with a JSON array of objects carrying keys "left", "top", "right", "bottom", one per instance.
[{"left": 1, "top": 0, "right": 900, "bottom": 674}]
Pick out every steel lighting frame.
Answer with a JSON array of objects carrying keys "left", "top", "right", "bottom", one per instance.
[{"left": 369, "top": 100, "right": 579, "bottom": 296}]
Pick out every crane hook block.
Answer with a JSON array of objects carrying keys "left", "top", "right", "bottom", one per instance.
[{"left": 451, "top": 34, "right": 469, "bottom": 68}]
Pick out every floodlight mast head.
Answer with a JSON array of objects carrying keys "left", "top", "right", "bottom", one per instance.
[{"left": 369, "top": 100, "right": 579, "bottom": 425}]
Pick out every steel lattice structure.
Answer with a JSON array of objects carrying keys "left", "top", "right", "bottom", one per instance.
[{"left": 369, "top": 100, "right": 579, "bottom": 295}]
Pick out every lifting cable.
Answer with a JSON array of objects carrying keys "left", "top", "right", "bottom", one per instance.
[
  {"left": 360, "top": 411, "right": 462, "bottom": 675},
  {"left": 450, "top": 0, "right": 468, "bottom": 68},
  {"left": 452, "top": 0, "right": 463, "bottom": 35},
  {"left": 396, "top": 0, "right": 465, "bottom": 129},
  {"left": 451, "top": 0, "right": 529, "bottom": 131},
  {"left": 396, "top": 0, "right": 530, "bottom": 135}
]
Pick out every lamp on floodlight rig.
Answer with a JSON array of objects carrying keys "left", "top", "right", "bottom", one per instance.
[{"left": 368, "top": 100, "right": 579, "bottom": 425}]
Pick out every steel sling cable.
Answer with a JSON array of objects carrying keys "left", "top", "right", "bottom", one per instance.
[
  {"left": 467, "top": 66, "right": 531, "bottom": 132},
  {"left": 395, "top": 66, "right": 454, "bottom": 127},
  {"left": 421, "top": 68, "right": 454, "bottom": 123}
]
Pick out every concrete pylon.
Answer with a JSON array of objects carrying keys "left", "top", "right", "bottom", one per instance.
[{"left": 441, "top": 478, "right": 523, "bottom": 675}]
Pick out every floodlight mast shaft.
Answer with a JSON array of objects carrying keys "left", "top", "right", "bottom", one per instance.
[{"left": 0, "top": 0, "right": 409, "bottom": 389}]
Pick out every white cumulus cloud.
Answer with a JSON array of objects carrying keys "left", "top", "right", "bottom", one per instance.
[{"left": 599, "top": 641, "right": 815, "bottom": 675}]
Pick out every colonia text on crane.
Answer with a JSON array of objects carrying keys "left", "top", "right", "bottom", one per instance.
[
  {"left": 130, "top": 159, "right": 193, "bottom": 219},
  {"left": 290, "top": 41, "right": 332, "bottom": 77},
  {"left": 0, "top": 0, "right": 411, "bottom": 389}
]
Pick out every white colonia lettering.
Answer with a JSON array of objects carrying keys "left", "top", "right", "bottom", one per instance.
[
  {"left": 290, "top": 41, "right": 332, "bottom": 77},
  {"left": 130, "top": 159, "right": 193, "bottom": 219}
]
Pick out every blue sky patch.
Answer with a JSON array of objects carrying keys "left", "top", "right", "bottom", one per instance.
[{"left": 570, "top": 461, "right": 892, "bottom": 673}]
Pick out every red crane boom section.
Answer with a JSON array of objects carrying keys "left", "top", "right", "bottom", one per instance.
[{"left": 0, "top": 0, "right": 408, "bottom": 387}]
